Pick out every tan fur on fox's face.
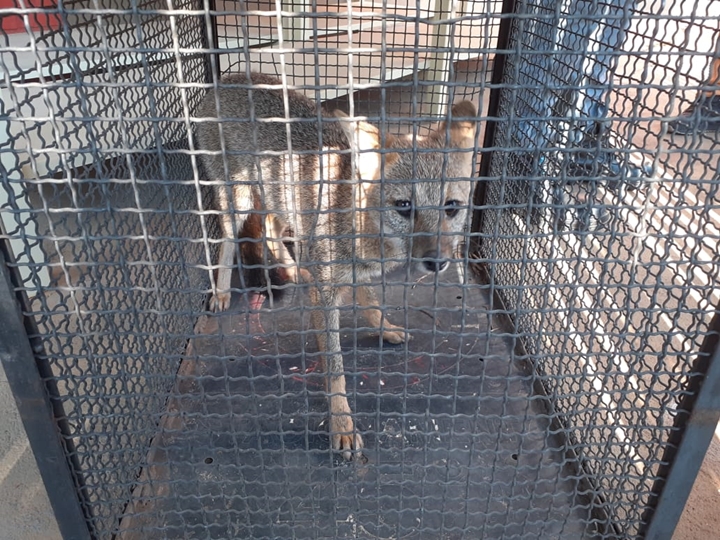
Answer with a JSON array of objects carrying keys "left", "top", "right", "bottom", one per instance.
[
  {"left": 197, "top": 73, "right": 476, "bottom": 459},
  {"left": 345, "top": 113, "right": 476, "bottom": 280}
]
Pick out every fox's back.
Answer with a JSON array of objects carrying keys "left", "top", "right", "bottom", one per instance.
[
  {"left": 196, "top": 73, "right": 349, "bottom": 172},
  {"left": 197, "top": 72, "right": 358, "bottom": 241}
]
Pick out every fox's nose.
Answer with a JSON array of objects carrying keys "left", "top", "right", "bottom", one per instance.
[{"left": 422, "top": 251, "right": 449, "bottom": 273}]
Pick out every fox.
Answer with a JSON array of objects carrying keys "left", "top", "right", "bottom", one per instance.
[{"left": 196, "top": 72, "right": 477, "bottom": 460}]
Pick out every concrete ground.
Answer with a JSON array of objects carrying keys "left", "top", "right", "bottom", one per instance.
[
  {"left": 672, "top": 425, "right": 720, "bottom": 539},
  {"left": 0, "top": 363, "right": 60, "bottom": 540}
]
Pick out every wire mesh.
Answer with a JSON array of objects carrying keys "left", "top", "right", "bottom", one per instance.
[
  {"left": 1, "top": 0, "right": 216, "bottom": 533},
  {"left": 478, "top": 0, "right": 720, "bottom": 536},
  {"left": 0, "top": 0, "right": 718, "bottom": 539}
]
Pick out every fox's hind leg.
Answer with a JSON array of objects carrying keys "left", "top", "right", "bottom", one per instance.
[
  {"left": 264, "top": 214, "right": 310, "bottom": 284},
  {"left": 356, "top": 285, "right": 410, "bottom": 344},
  {"left": 210, "top": 214, "right": 240, "bottom": 311}
]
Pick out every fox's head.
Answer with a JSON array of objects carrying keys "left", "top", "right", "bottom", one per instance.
[{"left": 336, "top": 101, "right": 477, "bottom": 274}]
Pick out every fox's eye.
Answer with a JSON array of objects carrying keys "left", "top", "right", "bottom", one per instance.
[
  {"left": 445, "top": 200, "right": 461, "bottom": 218},
  {"left": 394, "top": 200, "right": 413, "bottom": 218}
]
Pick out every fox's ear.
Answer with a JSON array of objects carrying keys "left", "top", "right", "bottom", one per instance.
[
  {"left": 436, "top": 101, "right": 477, "bottom": 176},
  {"left": 334, "top": 110, "right": 398, "bottom": 180},
  {"left": 441, "top": 101, "right": 477, "bottom": 149}
]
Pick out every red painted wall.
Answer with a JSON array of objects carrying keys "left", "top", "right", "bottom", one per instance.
[{"left": 1, "top": 1, "right": 60, "bottom": 34}]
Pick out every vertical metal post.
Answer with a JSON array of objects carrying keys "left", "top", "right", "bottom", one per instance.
[
  {"left": 425, "top": 0, "right": 457, "bottom": 118},
  {"left": 642, "top": 306, "right": 720, "bottom": 539},
  {"left": 0, "top": 243, "right": 92, "bottom": 540},
  {"left": 282, "top": 0, "right": 309, "bottom": 43},
  {"left": 202, "top": 0, "right": 221, "bottom": 82},
  {"left": 470, "top": 0, "right": 517, "bottom": 250}
]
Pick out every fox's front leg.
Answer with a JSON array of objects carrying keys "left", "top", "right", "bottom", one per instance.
[
  {"left": 355, "top": 285, "right": 410, "bottom": 344},
  {"left": 210, "top": 184, "right": 252, "bottom": 312},
  {"left": 210, "top": 214, "right": 238, "bottom": 312},
  {"left": 311, "top": 285, "right": 363, "bottom": 460}
]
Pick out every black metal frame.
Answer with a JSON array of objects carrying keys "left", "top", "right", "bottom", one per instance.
[
  {"left": 641, "top": 306, "right": 720, "bottom": 538},
  {"left": 472, "top": 0, "right": 516, "bottom": 250},
  {"left": 0, "top": 238, "right": 91, "bottom": 540}
]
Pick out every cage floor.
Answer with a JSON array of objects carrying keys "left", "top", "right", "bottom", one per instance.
[{"left": 118, "top": 267, "right": 598, "bottom": 539}]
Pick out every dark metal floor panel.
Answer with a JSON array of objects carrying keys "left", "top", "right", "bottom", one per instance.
[{"left": 118, "top": 268, "right": 598, "bottom": 539}]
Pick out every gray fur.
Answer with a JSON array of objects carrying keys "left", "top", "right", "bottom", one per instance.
[{"left": 196, "top": 72, "right": 477, "bottom": 459}]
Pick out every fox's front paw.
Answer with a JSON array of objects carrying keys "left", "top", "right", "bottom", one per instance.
[
  {"left": 381, "top": 322, "right": 411, "bottom": 345},
  {"left": 209, "top": 291, "right": 232, "bottom": 312},
  {"left": 329, "top": 401, "right": 364, "bottom": 461}
]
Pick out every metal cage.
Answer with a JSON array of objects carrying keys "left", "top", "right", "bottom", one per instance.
[{"left": 1, "top": 0, "right": 718, "bottom": 538}]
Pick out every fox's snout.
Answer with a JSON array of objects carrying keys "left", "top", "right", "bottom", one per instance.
[
  {"left": 412, "top": 232, "right": 458, "bottom": 274},
  {"left": 405, "top": 207, "right": 465, "bottom": 275},
  {"left": 419, "top": 250, "right": 450, "bottom": 273}
]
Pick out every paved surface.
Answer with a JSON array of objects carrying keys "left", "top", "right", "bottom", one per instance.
[
  {"left": 673, "top": 425, "right": 720, "bottom": 540},
  {"left": 0, "top": 363, "right": 61, "bottom": 540}
]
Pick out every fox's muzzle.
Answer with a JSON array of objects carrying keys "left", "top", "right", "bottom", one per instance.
[{"left": 418, "top": 250, "right": 450, "bottom": 273}]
